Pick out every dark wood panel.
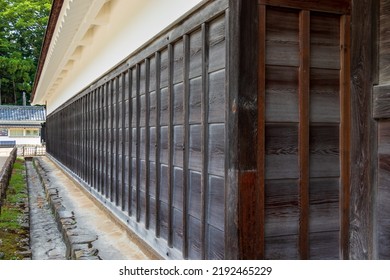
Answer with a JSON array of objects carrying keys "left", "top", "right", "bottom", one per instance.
[
  {"left": 310, "top": 68, "right": 340, "bottom": 123},
  {"left": 266, "top": 7, "right": 299, "bottom": 67},
  {"left": 207, "top": 175, "right": 225, "bottom": 231},
  {"left": 189, "top": 125, "right": 202, "bottom": 171},
  {"left": 160, "top": 126, "right": 169, "bottom": 164},
  {"left": 265, "top": 66, "right": 298, "bottom": 122},
  {"left": 173, "top": 207, "right": 184, "bottom": 251},
  {"left": 265, "top": 235, "right": 299, "bottom": 259},
  {"left": 265, "top": 124, "right": 299, "bottom": 180},
  {"left": 188, "top": 171, "right": 201, "bottom": 219},
  {"left": 189, "top": 28, "right": 203, "bottom": 79},
  {"left": 309, "top": 231, "right": 340, "bottom": 260},
  {"left": 207, "top": 225, "right": 225, "bottom": 259},
  {"left": 208, "top": 15, "right": 226, "bottom": 73},
  {"left": 265, "top": 179, "right": 299, "bottom": 237},
  {"left": 373, "top": 85, "right": 390, "bottom": 119},
  {"left": 208, "top": 69, "right": 226, "bottom": 123},
  {"left": 309, "top": 125, "right": 340, "bottom": 178},
  {"left": 173, "top": 125, "right": 184, "bottom": 167},
  {"left": 380, "top": 0, "right": 390, "bottom": 83},
  {"left": 188, "top": 215, "right": 202, "bottom": 260},
  {"left": 159, "top": 201, "right": 169, "bottom": 241},
  {"left": 309, "top": 178, "right": 340, "bottom": 233},
  {"left": 310, "top": 13, "right": 341, "bottom": 69},
  {"left": 298, "top": 10, "right": 310, "bottom": 259},
  {"left": 173, "top": 167, "right": 183, "bottom": 210},
  {"left": 173, "top": 83, "right": 184, "bottom": 125},
  {"left": 350, "top": 0, "right": 374, "bottom": 259},
  {"left": 259, "top": 0, "right": 351, "bottom": 14},
  {"left": 159, "top": 164, "right": 169, "bottom": 203},
  {"left": 377, "top": 121, "right": 390, "bottom": 259},
  {"left": 208, "top": 124, "right": 225, "bottom": 176},
  {"left": 173, "top": 40, "right": 184, "bottom": 84},
  {"left": 160, "top": 48, "right": 169, "bottom": 88},
  {"left": 189, "top": 77, "right": 202, "bottom": 124},
  {"left": 160, "top": 87, "right": 169, "bottom": 126}
]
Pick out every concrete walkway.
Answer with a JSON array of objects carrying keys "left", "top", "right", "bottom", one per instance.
[{"left": 33, "top": 156, "right": 157, "bottom": 260}]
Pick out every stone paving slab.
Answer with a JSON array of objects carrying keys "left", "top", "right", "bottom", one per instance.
[
  {"left": 33, "top": 156, "right": 158, "bottom": 260},
  {"left": 26, "top": 160, "right": 67, "bottom": 260}
]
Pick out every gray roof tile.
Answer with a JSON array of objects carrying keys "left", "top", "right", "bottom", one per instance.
[{"left": 0, "top": 105, "right": 46, "bottom": 122}]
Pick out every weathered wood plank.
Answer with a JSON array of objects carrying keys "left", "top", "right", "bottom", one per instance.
[
  {"left": 309, "top": 178, "right": 340, "bottom": 233},
  {"left": 309, "top": 125, "right": 340, "bottom": 178},
  {"left": 265, "top": 124, "right": 299, "bottom": 180},
  {"left": 340, "top": 14, "right": 351, "bottom": 260},
  {"left": 208, "top": 175, "right": 225, "bottom": 231},
  {"left": 309, "top": 231, "right": 340, "bottom": 260},
  {"left": 350, "top": 0, "right": 375, "bottom": 259},
  {"left": 310, "top": 12, "right": 341, "bottom": 70},
  {"left": 208, "top": 69, "right": 226, "bottom": 123},
  {"left": 310, "top": 68, "right": 340, "bottom": 123},
  {"left": 208, "top": 15, "right": 226, "bottom": 73},
  {"left": 373, "top": 84, "right": 390, "bottom": 119},
  {"left": 266, "top": 7, "right": 299, "bottom": 67},
  {"left": 208, "top": 124, "right": 225, "bottom": 176},
  {"left": 265, "top": 179, "right": 299, "bottom": 237},
  {"left": 298, "top": 10, "right": 310, "bottom": 260},
  {"left": 259, "top": 0, "right": 351, "bottom": 14},
  {"left": 265, "top": 65, "right": 299, "bottom": 122}
]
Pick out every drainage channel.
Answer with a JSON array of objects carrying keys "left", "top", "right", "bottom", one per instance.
[{"left": 26, "top": 159, "right": 67, "bottom": 260}]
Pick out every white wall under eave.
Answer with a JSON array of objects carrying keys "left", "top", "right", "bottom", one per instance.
[{"left": 46, "top": 0, "right": 203, "bottom": 114}]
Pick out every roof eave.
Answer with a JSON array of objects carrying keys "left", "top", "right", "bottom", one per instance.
[{"left": 31, "top": 0, "right": 65, "bottom": 105}]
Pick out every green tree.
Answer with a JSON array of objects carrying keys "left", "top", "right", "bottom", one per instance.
[{"left": 0, "top": 0, "right": 51, "bottom": 105}]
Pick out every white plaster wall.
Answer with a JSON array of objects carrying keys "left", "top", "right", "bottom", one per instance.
[
  {"left": 0, "top": 136, "right": 41, "bottom": 145},
  {"left": 46, "top": 0, "right": 202, "bottom": 114}
]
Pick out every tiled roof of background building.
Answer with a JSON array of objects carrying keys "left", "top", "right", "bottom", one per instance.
[{"left": 0, "top": 106, "right": 46, "bottom": 122}]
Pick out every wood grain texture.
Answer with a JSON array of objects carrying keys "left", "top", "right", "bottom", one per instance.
[
  {"left": 379, "top": 0, "right": 390, "bottom": 83},
  {"left": 298, "top": 10, "right": 310, "bottom": 260},
  {"left": 350, "top": 0, "right": 375, "bottom": 260},
  {"left": 373, "top": 84, "right": 390, "bottom": 119},
  {"left": 259, "top": 0, "right": 351, "bottom": 14}
]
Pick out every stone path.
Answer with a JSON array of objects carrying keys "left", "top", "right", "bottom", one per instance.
[
  {"left": 26, "top": 160, "right": 67, "bottom": 260},
  {"left": 34, "top": 156, "right": 157, "bottom": 260}
]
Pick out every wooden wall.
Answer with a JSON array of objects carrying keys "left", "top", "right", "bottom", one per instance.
[
  {"left": 46, "top": 0, "right": 229, "bottom": 260},
  {"left": 256, "top": 0, "right": 351, "bottom": 260}
]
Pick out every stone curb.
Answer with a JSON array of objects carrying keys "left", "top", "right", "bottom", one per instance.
[{"left": 32, "top": 157, "right": 101, "bottom": 260}]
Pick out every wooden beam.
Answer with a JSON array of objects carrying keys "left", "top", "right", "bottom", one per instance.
[
  {"left": 340, "top": 14, "right": 351, "bottom": 260},
  {"left": 256, "top": 4, "right": 266, "bottom": 260},
  {"left": 350, "top": 0, "right": 375, "bottom": 259},
  {"left": 258, "top": 0, "right": 351, "bottom": 14},
  {"left": 298, "top": 9, "right": 310, "bottom": 260}
]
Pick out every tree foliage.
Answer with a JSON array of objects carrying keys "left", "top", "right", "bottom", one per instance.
[{"left": 0, "top": 0, "right": 51, "bottom": 105}]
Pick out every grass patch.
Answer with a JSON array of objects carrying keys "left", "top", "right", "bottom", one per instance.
[{"left": 0, "top": 157, "right": 29, "bottom": 260}]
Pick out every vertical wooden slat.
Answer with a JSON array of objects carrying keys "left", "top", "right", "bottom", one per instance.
[
  {"left": 183, "top": 34, "right": 190, "bottom": 259},
  {"left": 128, "top": 69, "right": 134, "bottom": 216},
  {"left": 257, "top": 4, "right": 266, "bottom": 260},
  {"left": 110, "top": 79, "right": 115, "bottom": 202},
  {"left": 340, "top": 14, "right": 351, "bottom": 260},
  {"left": 201, "top": 23, "right": 209, "bottom": 259},
  {"left": 115, "top": 76, "right": 120, "bottom": 206},
  {"left": 155, "top": 52, "right": 162, "bottom": 237},
  {"left": 98, "top": 87, "right": 102, "bottom": 193},
  {"left": 145, "top": 58, "right": 151, "bottom": 228},
  {"left": 168, "top": 44, "right": 174, "bottom": 247},
  {"left": 122, "top": 73, "right": 127, "bottom": 211},
  {"left": 298, "top": 9, "right": 310, "bottom": 260},
  {"left": 136, "top": 64, "right": 141, "bottom": 222},
  {"left": 105, "top": 82, "right": 110, "bottom": 198}
]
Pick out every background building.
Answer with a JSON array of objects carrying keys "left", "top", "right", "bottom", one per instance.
[{"left": 0, "top": 105, "right": 46, "bottom": 146}]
